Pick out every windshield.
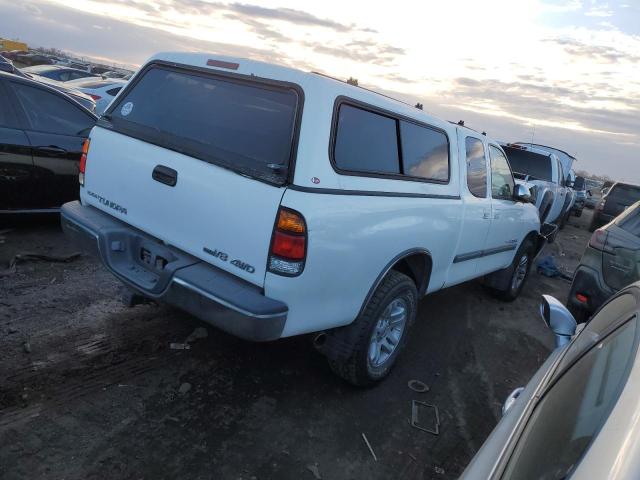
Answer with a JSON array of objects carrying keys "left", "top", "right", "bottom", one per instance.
[
  {"left": 502, "top": 147, "right": 553, "bottom": 182},
  {"left": 107, "top": 64, "right": 300, "bottom": 185}
]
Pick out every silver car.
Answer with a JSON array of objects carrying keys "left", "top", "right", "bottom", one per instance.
[{"left": 462, "top": 283, "right": 640, "bottom": 479}]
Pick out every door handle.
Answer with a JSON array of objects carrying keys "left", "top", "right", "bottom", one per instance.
[
  {"left": 36, "top": 145, "right": 68, "bottom": 155},
  {"left": 152, "top": 165, "right": 178, "bottom": 187}
]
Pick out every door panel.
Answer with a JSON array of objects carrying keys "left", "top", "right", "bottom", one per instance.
[
  {"left": 476, "top": 145, "right": 523, "bottom": 275},
  {"left": 26, "top": 131, "right": 84, "bottom": 208},
  {"left": 9, "top": 80, "right": 95, "bottom": 209},
  {"left": 446, "top": 132, "right": 492, "bottom": 286},
  {"left": 0, "top": 127, "right": 36, "bottom": 210}
]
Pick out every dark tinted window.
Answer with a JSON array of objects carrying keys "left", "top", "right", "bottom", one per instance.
[
  {"left": 12, "top": 82, "right": 94, "bottom": 135},
  {"left": 503, "top": 146, "right": 552, "bottom": 181},
  {"left": 400, "top": 121, "right": 449, "bottom": 181},
  {"left": 490, "top": 145, "right": 515, "bottom": 200},
  {"left": 503, "top": 316, "right": 637, "bottom": 480},
  {"left": 609, "top": 184, "right": 640, "bottom": 203},
  {"left": 109, "top": 66, "right": 299, "bottom": 185},
  {"left": 334, "top": 104, "right": 399, "bottom": 174},
  {"left": 574, "top": 176, "right": 585, "bottom": 190},
  {"left": 466, "top": 137, "right": 487, "bottom": 197},
  {"left": 0, "top": 84, "right": 17, "bottom": 127},
  {"left": 106, "top": 87, "right": 122, "bottom": 96}
]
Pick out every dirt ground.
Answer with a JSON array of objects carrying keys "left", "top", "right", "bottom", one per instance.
[{"left": 0, "top": 209, "right": 593, "bottom": 480}]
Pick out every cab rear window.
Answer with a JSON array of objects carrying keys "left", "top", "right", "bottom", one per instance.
[
  {"left": 106, "top": 64, "right": 300, "bottom": 185},
  {"left": 502, "top": 147, "right": 552, "bottom": 182},
  {"left": 609, "top": 184, "right": 640, "bottom": 203}
]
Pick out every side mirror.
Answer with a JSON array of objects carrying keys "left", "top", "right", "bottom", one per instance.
[
  {"left": 540, "top": 295, "right": 577, "bottom": 348},
  {"left": 514, "top": 183, "right": 532, "bottom": 203}
]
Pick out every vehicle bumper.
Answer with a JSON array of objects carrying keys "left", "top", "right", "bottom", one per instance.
[
  {"left": 567, "top": 265, "right": 613, "bottom": 321},
  {"left": 60, "top": 201, "right": 288, "bottom": 341}
]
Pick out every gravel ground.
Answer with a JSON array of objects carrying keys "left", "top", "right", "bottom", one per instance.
[{"left": 0, "top": 210, "right": 592, "bottom": 480}]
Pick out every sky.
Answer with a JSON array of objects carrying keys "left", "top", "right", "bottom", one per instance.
[{"left": 2, "top": 0, "right": 639, "bottom": 181}]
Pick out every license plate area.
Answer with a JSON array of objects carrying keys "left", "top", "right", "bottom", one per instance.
[{"left": 99, "top": 229, "right": 199, "bottom": 294}]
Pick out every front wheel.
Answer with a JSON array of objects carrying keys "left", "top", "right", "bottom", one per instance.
[
  {"left": 326, "top": 270, "right": 417, "bottom": 387},
  {"left": 489, "top": 240, "right": 534, "bottom": 302}
]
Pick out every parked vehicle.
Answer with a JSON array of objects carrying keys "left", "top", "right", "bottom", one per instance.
[
  {"left": 66, "top": 78, "right": 126, "bottom": 114},
  {"left": 590, "top": 182, "right": 640, "bottom": 232},
  {"left": 14, "top": 52, "right": 54, "bottom": 67},
  {"left": 462, "top": 284, "right": 640, "bottom": 479},
  {"left": 501, "top": 143, "right": 570, "bottom": 224},
  {"left": 571, "top": 175, "right": 587, "bottom": 217},
  {"left": 61, "top": 53, "right": 551, "bottom": 386},
  {"left": 568, "top": 201, "right": 640, "bottom": 322},
  {"left": 0, "top": 71, "right": 97, "bottom": 213},
  {"left": 22, "top": 65, "right": 99, "bottom": 82}
]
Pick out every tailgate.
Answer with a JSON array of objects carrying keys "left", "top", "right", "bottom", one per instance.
[{"left": 81, "top": 63, "right": 302, "bottom": 287}]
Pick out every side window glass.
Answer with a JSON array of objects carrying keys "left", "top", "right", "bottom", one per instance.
[
  {"left": 12, "top": 83, "right": 94, "bottom": 136},
  {"left": 399, "top": 121, "right": 449, "bottom": 181},
  {"left": 0, "top": 84, "right": 18, "bottom": 128},
  {"left": 106, "top": 87, "right": 122, "bottom": 96},
  {"left": 503, "top": 316, "right": 638, "bottom": 479},
  {"left": 489, "top": 145, "right": 515, "bottom": 200},
  {"left": 465, "top": 137, "right": 487, "bottom": 198},
  {"left": 334, "top": 104, "right": 400, "bottom": 174},
  {"left": 58, "top": 72, "right": 71, "bottom": 82}
]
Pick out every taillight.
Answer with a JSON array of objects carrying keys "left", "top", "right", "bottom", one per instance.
[
  {"left": 268, "top": 207, "right": 307, "bottom": 276},
  {"left": 596, "top": 199, "right": 606, "bottom": 211},
  {"left": 89, "top": 94, "right": 102, "bottom": 101},
  {"left": 79, "top": 138, "right": 90, "bottom": 186},
  {"left": 589, "top": 228, "right": 610, "bottom": 252}
]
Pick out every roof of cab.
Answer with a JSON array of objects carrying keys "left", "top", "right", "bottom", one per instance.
[
  {"left": 146, "top": 52, "right": 496, "bottom": 142},
  {"left": 500, "top": 142, "right": 558, "bottom": 160}
]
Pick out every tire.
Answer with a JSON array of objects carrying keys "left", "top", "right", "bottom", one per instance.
[
  {"left": 490, "top": 240, "right": 535, "bottom": 302},
  {"left": 575, "top": 209, "right": 582, "bottom": 218},
  {"left": 326, "top": 270, "right": 417, "bottom": 387}
]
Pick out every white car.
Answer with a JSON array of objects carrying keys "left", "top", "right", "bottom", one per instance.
[
  {"left": 501, "top": 143, "right": 570, "bottom": 224},
  {"left": 61, "top": 52, "right": 549, "bottom": 385},
  {"left": 462, "top": 283, "right": 640, "bottom": 479},
  {"left": 66, "top": 78, "right": 127, "bottom": 114}
]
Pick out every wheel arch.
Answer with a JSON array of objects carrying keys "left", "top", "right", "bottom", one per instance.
[{"left": 358, "top": 248, "right": 432, "bottom": 318}]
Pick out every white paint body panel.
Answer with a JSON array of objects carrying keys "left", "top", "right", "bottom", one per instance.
[{"left": 82, "top": 52, "right": 541, "bottom": 338}]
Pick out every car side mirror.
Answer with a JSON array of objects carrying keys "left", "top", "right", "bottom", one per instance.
[
  {"left": 514, "top": 183, "right": 532, "bottom": 203},
  {"left": 540, "top": 295, "right": 577, "bottom": 348}
]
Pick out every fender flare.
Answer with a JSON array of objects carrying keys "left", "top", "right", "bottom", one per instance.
[
  {"left": 538, "top": 189, "right": 554, "bottom": 223},
  {"left": 357, "top": 248, "right": 432, "bottom": 318}
]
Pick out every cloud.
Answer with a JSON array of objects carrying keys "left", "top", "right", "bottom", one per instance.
[{"left": 545, "top": 37, "right": 640, "bottom": 63}]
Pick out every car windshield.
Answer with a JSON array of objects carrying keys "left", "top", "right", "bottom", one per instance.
[
  {"left": 502, "top": 147, "right": 553, "bottom": 182},
  {"left": 107, "top": 64, "right": 300, "bottom": 185},
  {"left": 608, "top": 184, "right": 640, "bottom": 203}
]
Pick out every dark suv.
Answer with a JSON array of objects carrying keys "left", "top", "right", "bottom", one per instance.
[
  {"left": 590, "top": 182, "right": 640, "bottom": 232},
  {"left": 568, "top": 200, "right": 640, "bottom": 321}
]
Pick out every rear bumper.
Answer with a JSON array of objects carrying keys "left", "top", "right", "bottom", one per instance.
[
  {"left": 567, "top": 265, "right": 613, "bottom": 321},
  {"left": 61, "top": 201, "right": 287, "bottom": 341}
]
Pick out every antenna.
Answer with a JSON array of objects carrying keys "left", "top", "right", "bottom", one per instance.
[{"left": 529, "top": 124, "right": 536, "bottom": 148}]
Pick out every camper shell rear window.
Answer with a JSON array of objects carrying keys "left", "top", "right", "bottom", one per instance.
[{"left": 102, "top": 62, "right": 302, "bottom": 186}]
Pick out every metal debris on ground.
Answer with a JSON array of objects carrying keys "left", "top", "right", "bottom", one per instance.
[
  {"left": 0, "top": 252, "right": 81, "bottom": 277},
  {"left": 361, "top": 432, "right": 378, "bottom": 461},
  {"left": 170, "top": 342, "right": 191, "bottom": 350},
  {"left": 434, "top": 466, "right": 445, "bottom": 475},
  {"left": 185, "top": 327, "right": 208, "bottom": 344},
  {"left": 407, "top": 379, "right": 429, "bottom": 393},
  {"left": 178, "top": 382, "right": 192, "bottom": 394},
  {"left": 410, "top": 400, "right": 440, "bottom": 435},
  {"left": 306, "top": 463, "right": 322, "bottom": 479}
]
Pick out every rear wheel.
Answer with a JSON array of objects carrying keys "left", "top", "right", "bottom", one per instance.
[{"left": 326, "top": 270, "right": 417, "bottom": 386}]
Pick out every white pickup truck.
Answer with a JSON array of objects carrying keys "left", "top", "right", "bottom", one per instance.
[
  {"left": 61, "top": 53, "right": 550, "bottom": 385},
  {"left": 501, "top": 143, "right": 571, "bottom": 225}
]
